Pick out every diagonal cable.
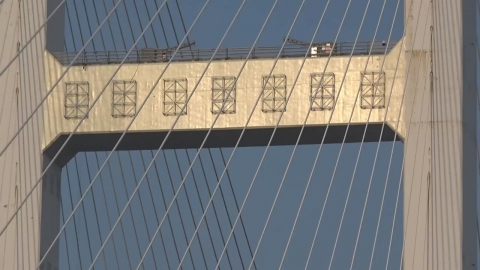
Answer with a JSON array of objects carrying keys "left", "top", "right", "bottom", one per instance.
[
  {"left": 163, "top": 0, "right": 343, "bottom": 267},
  {"left": 137, "top": 0, "right": 295, "bottom": 267},
  {"left": 325, "top": 2, "right": 409, "bottom": 269},
  {"left": 45, "top": 2, "right": 216, "bottom": 267},
  {"left": 183, "top": 149, "right": 229, "bottom": 269},
  {"left": 347, "top": 3, "right": 412, "bottom": 268},
  {"left": 65, "top": 163, "right": 83, "bottom": 269},
  {"left": 161, "top": 150, "right": 197, "bottom": 269},
  {"left": 280, "top": 0, "right": 402, "bottom": 268},
  {"left": 248, "top": 0, "right": 394, "bottom": 268},
  {"left": 203, "top": 148, "right": 251, "bottom": 269},
  {"left": 0, "top": 0, "right": 67, "bottom": 77},
  {"left": 0, "top": 0, "right": 170, "bottom": 242},
  {"left": 163, "top": 0, "right": 355, "bottom": 268},
  {"left": 118, "top": 152, "right": 154, "bottom": 270},
  {"left": 101, "top": 152, "right": 135, "bottom": 269},
  {"left": 217, "top": 148, "right": 257, "bottom": 270},
  {"left": 92, "top": 153, "right": 121, "bottom": 269},
  {"left": 172, "top": 150, "right": 206, "bottom": 269},
  {"left": 369, "top": 5, "right": 432, "bottom": 269},
  {"left": 0, "top": 0, "right": 128, "bottom": 159},
  {"left": 303, "top": 5, "right": 422, "bottom": 270},
  {"left": 148, "top": 150, "right": 183, "bottom": 267},
  {"left": 138, "top": 151, "right": 173, "bottom": 269},
  {"left": 73, "top": 156, "right": 94, "bottom": 264},
  {"left": 385, "top": 48, "right": 432, "bottom": 270}
]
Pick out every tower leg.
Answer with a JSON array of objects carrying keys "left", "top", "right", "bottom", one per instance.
[
  {"left": 0, "top": 0, "right": 64, "bottom": 269},
  {"left": 404, "top": 0, "right": 477, "bottom": 269}
]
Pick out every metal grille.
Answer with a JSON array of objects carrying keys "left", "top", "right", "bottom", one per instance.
[
  {"left": 262, "top": 74, "right": 286, "bottom": 112},
  {"left": 112, "top": 80, "right": 137, "bottom": 117},
  {"left": 310, "top": 73, "right": 335, "bottom": 110},
  {"left": 64, "top": 82, "right": 89, "bottom": 119},
  {"left": 360, "top": 71, "right": 385, "bottom": 109},
  {"left": 211, "top": 77, "right": 236, "bottom": 114},
  {"left": 163, "top": 78, "right": 188, "bottom": 116}
]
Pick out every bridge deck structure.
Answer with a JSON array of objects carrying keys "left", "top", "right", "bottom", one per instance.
[
  {"left": 0, "top": 0, "right": 477, "bottom": 269},
  {"left": 44, "top": 41, "right": 405, "bottom": 166}
]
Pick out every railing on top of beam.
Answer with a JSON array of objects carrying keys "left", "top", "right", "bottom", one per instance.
[{"left": 52, "top": 40, "right": 397, "bottom": 66}]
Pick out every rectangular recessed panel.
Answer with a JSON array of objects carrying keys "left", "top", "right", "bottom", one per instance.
[
  {"left": 360, "top": 71, "right": 385, "bottom": 109},
  {"left": 310, "top": 72, "right": 335, "bottom": 110},
  {"left": 163, "top": 78, "right": 188, "bottom": 116},
  {"left": 112, "top": 80, "right": 137, "bottom": 117},
  {"left": 64, "top": 81, "right": 89, "bottom": 119},
  {"left": 211, "top": 76, "right": 236, "bottom": 114},
  {"left": 262, "top": 74, "right": 286, "bottom": 112}
]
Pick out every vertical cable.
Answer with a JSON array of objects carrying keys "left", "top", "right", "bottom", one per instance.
[
  {"left": 2, "top": 0, "right": 169, "bottom": 256},
  {"left": 138, "top": 151, "right": 173, "bottom": 269},
  {"left": 65, "top": 2, "right": 77, "bottom": 52},
  {"left": 90, "top": 0, "right": 107, "bottom": 51},
  {"left": 65, "top": 164, "right": 83, "bottom": 269},
  {"left": 173, "top": 0, "right": 191, "bottom": 48},
  {"left": 120, "top": 0, "right": 137, "bottom": 49},
  {"left": 202, "top": 148, "right": 245, "bottom": 269},
  {"left": 102, "top": 153, "right": 134, "bottom": 270},
  {"left": 100, "top": 0, "right": 120, "bottom": 51},
  {"left": 140, "top": 0, "right": 160, "bottom": 47},
  {"left": 131, "top": 0, "right": 149, "bottom": 48},
  {"left": 60, "top": 201, "right": 72, "bottom": 270},
  {"left": 182, "top": 149, "right": 225, "bottom": 269},
  {"left": 372, "top": 7, "right": 432, "bottom": 268},
  {"left": 152, "top": 0, "right": 171, "bottom": 48},
  {"left": 161, "top": 151, "right": 197, "bottom": 269},
  {"left": 73, "top": 157, "right": 94, "bottom": 265},
  {"left": 114, "top": 153, "right": 145, "bottom": 269},
  {"left": 80, "top": 0, "right": 97, "bottom": 51},
  {"left": 163, "top": 0, "right": 312, "bottom": 267},
  {"left": 71, "top": 0, "right": 86, "bottom": 48},
  {"left": 0, "top": 0, "right": 129, "bottom": 161},
  {"left": 193, "top": 149, "right": 234, "bottom": 270},
  {"left": 83, "top": 153, "right": 110, "bottom": 270},
  {"left": 0, "top": 0, "right": 68, "bottom": 77},
  {"left": 147, "top": 150, "right": 182, "bottom": 267},
  {"left": 126, "top": 151, "right": 159, "bottom": 269},
  {"left": 93, "top": 153, "right": 121, "bottom": 269},
  {"left": 325, "top": 1, "right": 406, "bottom": 269},
  {"left": 165, "top": 2, "right": 180, "bottom": 46},
  {"left": 39, "top": 0, "right": 221, "bottom": 267},
  {"left": 218, "top": 148, "right": 257, "bottom": 269}
]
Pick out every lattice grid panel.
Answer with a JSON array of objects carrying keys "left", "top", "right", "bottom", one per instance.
[
  {"left": 163, "top": 78, "right": 188, "bottom": 116},
  {"left": 262, "top": 74, "right": 286, "bottom": 112},
  {"left": 211, "top": 76, "right": 236, "bottom": 114},
  {"left": 310, "top": 73, "right": 335, "bottom": 110},
  {"left": 360, "top": 71, "right": 385, "bottom": 109},
  {"left": 112, "top": 80, "right": 137, "bottom": 117},
  {"left": 64, "top": 82, "right": 89, "bottom": 119}
]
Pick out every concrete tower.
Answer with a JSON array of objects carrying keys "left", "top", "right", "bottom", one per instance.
[{"left": 0, "top": 0, "right": 476, "bottom": 269}]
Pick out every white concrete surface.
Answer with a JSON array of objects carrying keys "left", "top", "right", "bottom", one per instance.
[
  {"left": 0, "top": 0, "right": 63, "bottom": 269},
  {"left": 43, "top": 42, "right": 406, "bottom": 151},
  {"left": 0, "top": 0, "right": 477, "bottom": 268},
  {"left": 403, "top": 0, "right": 477, "bottom": 269}
]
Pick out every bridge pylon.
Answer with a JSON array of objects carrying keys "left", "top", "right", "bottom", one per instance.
[
  {"left": 404, "top": 0, "right": 477, "bottom": 269},
  {"left": 0, "top": 0, "right": 477, "bottom": 269}
]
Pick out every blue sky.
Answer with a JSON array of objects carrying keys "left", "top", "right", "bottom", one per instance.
[{"left": 59, "top": 0, "right": 415, "bottom": 269}]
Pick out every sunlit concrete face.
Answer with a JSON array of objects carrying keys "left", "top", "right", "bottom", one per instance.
[
  {"left": 43, "top": 42, "right": 406, "bottom": 163},
  {"left": 0, "top": 0, "right": 64, "bottom": 269}
]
